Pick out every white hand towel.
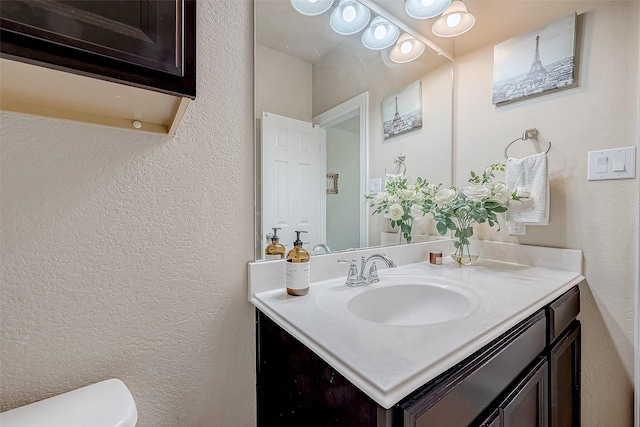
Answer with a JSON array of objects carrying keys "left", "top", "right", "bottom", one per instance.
[{"left": 506, "top": 152, "right": 549, "bottom": 225}]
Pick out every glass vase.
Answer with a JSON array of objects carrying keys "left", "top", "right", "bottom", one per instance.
[{"left": 449, "top": 235, "right": 481, "bottom": 266}]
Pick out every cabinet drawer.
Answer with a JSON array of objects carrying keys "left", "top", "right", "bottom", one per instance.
[
  {"left": 400, "top": 310, "right": 546, "bottom": 427},
  {"left": 547, "top": 285, "right": 580, "bottom": 343}
]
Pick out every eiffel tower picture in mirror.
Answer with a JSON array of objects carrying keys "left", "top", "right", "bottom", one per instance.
[{"left": 382, "top": 80, "right": 423, "bottom": 140}]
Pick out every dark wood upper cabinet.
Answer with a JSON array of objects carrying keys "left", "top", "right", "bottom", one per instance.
[{"left": 0, "top": 0, "right": 195, "bottom": 98}]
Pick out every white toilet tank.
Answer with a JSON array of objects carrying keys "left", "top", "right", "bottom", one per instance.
[{"left": 0, "top": 378, "right": 138, "bottom": 427}]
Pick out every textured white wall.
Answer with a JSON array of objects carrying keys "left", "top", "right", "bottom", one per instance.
[
  {"left": 0, "top": 1, "right": 256, "bottom": 426},
  {"left": 454, "top": 3, "right": 638, "bottom": 425}
]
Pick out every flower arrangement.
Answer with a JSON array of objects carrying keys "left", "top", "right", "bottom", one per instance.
[
  {"left": 430, "top": 163, "right": 529, "bottom": 264},
  {"left": 364, "top": 175, "right": 438, "bottom": 244},
  {"left": 366, "top": 163, "right": 529, "bottom": 264}
]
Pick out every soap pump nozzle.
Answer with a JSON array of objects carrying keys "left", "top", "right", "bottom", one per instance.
[
  {"left": 293, "top": 230, "right": 307, "bottom": 247},
  {"left": 271, "top": 227, "right": 281, "bottom": 242}
]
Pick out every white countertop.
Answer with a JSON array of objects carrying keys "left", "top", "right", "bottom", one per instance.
[{"left": 248, "top": 241, "right": 584, "bottom": 409}]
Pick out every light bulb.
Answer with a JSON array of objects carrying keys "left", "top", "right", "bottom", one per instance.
[
  {"left": 421, "top": 0, "right": 436, "bottom": 6},
  {"left": 400, "top": 41, "right": 413, "bottom": 54},
  {"left": 446, "top": 13, "right": 461, "bottom": 27},
  {"left": 374, "top": 25, "right": 387, "bottom": 39},
  {"left": 342, "top": 5, "right": 356, "bottom": 22}
]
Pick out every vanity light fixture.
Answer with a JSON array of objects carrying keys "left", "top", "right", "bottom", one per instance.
[
  {"left": 431, "top": 0, "right": 475, "bottom": 37},
  {"left": 405, "top": 0, "right": 452, "bottom": 20},
  {"left": 330, "top": 0, "right": 371, "bottom": 35},
  {"left": 362, "top": 16, "right": 400, "bottom": 50},
  {"left": 389, "top": 33, "right": 425, "bottom": 63},
  {"left": 290, "top": 0, "right": 333, "bottom": 16}
]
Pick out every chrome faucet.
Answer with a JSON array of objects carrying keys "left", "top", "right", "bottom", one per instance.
[
  {"left": 360, "top": 254, "right": 396, "bottom": 284},
  {"left": 312, "top": 243, "right": 332, "bottom": 254},
  {"left": 338, "top": 254, "right": 396, "bottom": 287}
]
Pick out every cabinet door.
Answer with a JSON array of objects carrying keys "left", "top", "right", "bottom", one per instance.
[
  {"left": 257, "top": 311, "right": 381, "bottom": 427},
  {"left": 0, "top": 0, "right": 195, "bottom": 97},
  {"left": 549, "top": 321, "right": 580, "bottom": 427},
  {"left": 500, "top": 357, "right": 548, "bottom": 427}
]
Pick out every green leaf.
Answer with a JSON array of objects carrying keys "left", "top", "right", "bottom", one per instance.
[
  {"left": 484, "top": 201, "right": 499, "bottom": 209},
  {"left": 436, "top": 221, "right": 448, "bottom": 235},
  {"left": 445, "top": 217, "right": 456, "bottom": 230}
]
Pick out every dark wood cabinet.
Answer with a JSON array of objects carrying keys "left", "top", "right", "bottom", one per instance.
[
  {"left": 478, "top": 409, "right": 500, "bottom": 427},
  {"left": 499, "top": 357, "right": 548, "bottom": 427},
  {"left": 256, "top": 312, "right": 380, "bottom": 427},
  {"left": 396, "top": 311, "right": 546, "bottom": 427},
  {"left": 549, "top": 321, "right": 581, "bottom": 426},
  {"left": 0, "top": 0, "right": 195, "bottom": 98},
  {"left": 256, "top": 285, "right": 581, "bottom": 427},
  {"left": 475, "top": 358, "right": 549, "bottom": 427}
]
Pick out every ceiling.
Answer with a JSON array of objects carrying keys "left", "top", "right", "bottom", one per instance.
[
  {"left": 256, "top": 0, "right": 592, "bottom": 63},
  {"left": 256, "top": 0, "right": 347, "bottom": 64}
]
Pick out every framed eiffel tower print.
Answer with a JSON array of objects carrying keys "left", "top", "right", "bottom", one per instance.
[
  {"left": 492, "top": 12, "right": 577, "bottom": 105},
  {"left": 382, "top": 80, "right": 423, "bottom": 140}
]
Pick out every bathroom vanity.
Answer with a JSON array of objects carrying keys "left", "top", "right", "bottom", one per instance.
[{"left": 248, "top": 241, "right": 584, "bottom": 426}]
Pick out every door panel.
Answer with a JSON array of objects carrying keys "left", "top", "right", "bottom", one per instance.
[{"left": 262, "top": 112, "right": 324, "bottom": 256}]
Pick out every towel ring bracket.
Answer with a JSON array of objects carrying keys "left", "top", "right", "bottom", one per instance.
[{"left": 504, "top": 128, "right": 551, "bottom": 159}]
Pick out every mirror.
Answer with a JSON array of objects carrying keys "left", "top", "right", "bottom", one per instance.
[{"left": 255, "top": 0, "right": 453, "bottom": 260}]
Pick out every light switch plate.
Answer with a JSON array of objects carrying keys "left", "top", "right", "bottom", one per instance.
[
  {"left": 368, "top": 178, "right": 382, "bottom": 195},
  {"left": 508, "top": 222, "right": 526, "bottom": 235},
  {"left": 587, "top": 146, "right": 636, "bottom": 181}
]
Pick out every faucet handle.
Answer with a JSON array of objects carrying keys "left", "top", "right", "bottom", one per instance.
[
  {"left": 338, "top": 259, "right": 361, "bottom": 287},
  {"left": 368, "top": 262, "right": 380, "bottom": 284}
]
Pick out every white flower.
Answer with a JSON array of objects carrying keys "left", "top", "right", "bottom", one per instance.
[
  {"left": 401, "top": 188, "right": 424, "bottom": 202},
  {"left": 388, "top": 195, "right": 400, "bottom": 204},
  {"left": 463, "top": 184, "right": 491, "bottom": 202},
  {"left": 400, "top": 189, "right": 415, "bottom": 200},
  {"left": 373, "top": 191, "right": 388, "bottom": 204},
  {"left": 492, "top": 182, "right": 512, "bottom": 204},
  {"left": 410, "top": 204, "right": 425, "bottom": 219},
  {"left": 434, "top": 188, "right": 457, "bottom": 205},
  {"left": 388, "top": 203, "right": 404, "bottom": 221}
]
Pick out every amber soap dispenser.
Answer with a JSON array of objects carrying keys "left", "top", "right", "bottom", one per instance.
[
  {"left": 285, "top": 230, "right": 310, "bottom": 296},
  {"left": 265, "top": 227, "right": 286, "bottom": 260}
]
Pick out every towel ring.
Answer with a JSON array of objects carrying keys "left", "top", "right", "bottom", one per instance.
[
  {"left": 504, "top": 128, "right": 551, "bottom": 159},
  {"left": 394, "top": 154, "right": 407, "bottom": 175}
]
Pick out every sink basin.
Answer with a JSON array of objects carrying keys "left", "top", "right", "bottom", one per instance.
[{"left": 346, "top": 284, "right": 472, "bottom": 326}]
